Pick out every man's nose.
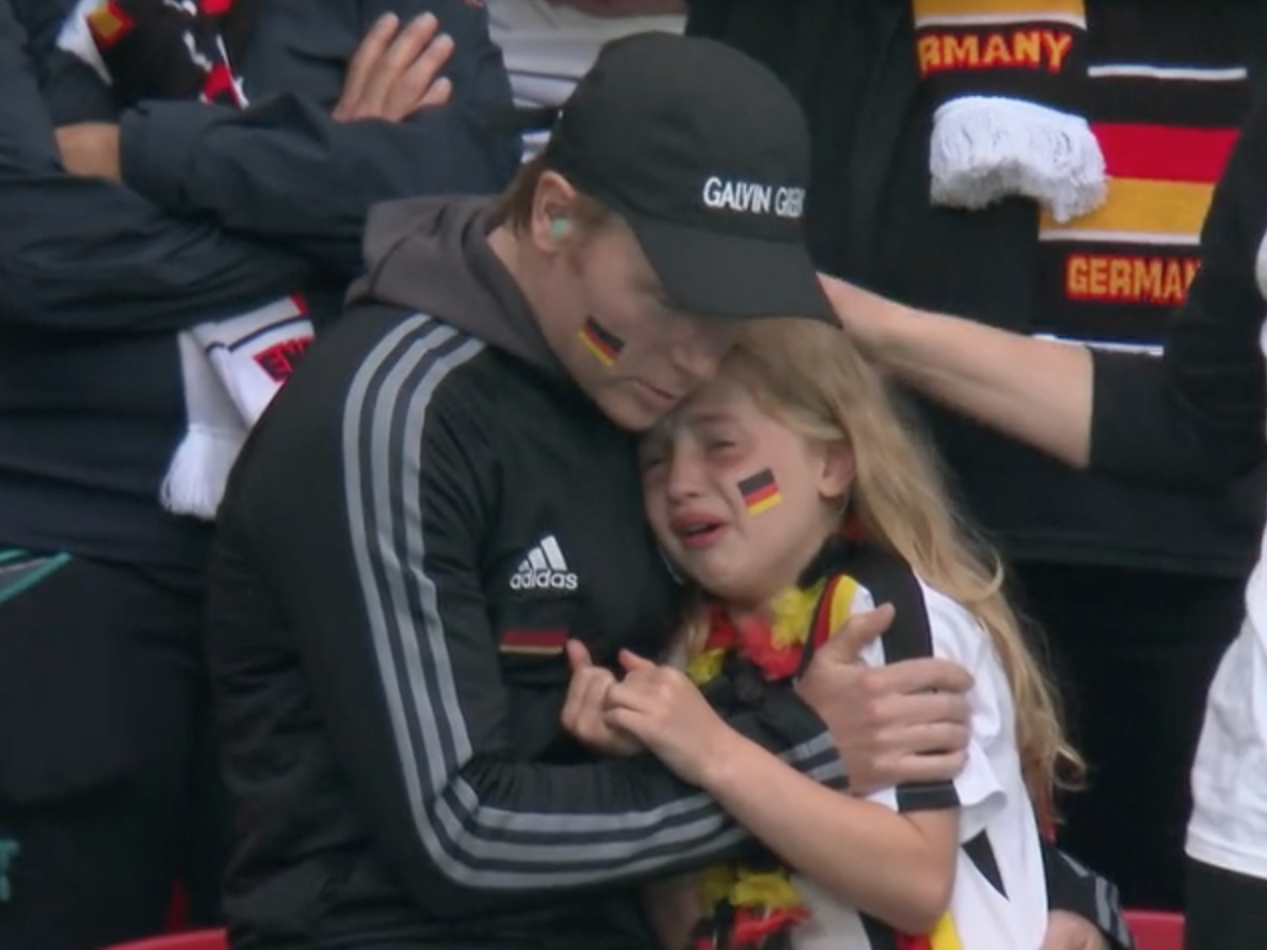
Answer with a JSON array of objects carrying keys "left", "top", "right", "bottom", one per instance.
[{"left": 670, "top": 320, "right": 734, "bottom": 387}]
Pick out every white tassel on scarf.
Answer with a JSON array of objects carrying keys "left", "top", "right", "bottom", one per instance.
[
  {"left": 912, "top": 0, "right": 1106, "bottom": 222},
  {"left": 159, "top": 298, "right": 311, "bottom": 519}
]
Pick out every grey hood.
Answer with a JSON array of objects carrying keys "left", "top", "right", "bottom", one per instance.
[{"left": 347, "top": 196, "right": 562, "bottom": 375}]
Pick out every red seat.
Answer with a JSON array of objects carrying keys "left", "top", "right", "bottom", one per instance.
[
  {"left": 103, "top": 930, "right": 228, "bottom": 950},
  {"left": 1125, "top": 910, "right": 1184, "bottom": 950},
  {"left": 100, "top": 913, "right": 1181, "bottom": 950}
]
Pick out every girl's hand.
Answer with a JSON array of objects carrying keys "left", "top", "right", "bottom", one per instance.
[
  {"left": 560, "top": 641, "right": 644, "bottom": 756},
  {"left": 603, "top": 651, "right": 732, "bottom": 786}
]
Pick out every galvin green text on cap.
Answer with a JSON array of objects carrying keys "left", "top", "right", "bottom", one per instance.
[{"left": 542, "top": 32, "right": 835, "bottom": 324}]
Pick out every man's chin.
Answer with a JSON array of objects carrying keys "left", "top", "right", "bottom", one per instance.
[{"left": 596, "top": 393, "right": 665, "bottom": 432}]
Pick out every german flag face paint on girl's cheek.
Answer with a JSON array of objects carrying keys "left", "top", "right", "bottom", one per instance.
[
  {"left": 577, "top": 317, "right": 625, "bottom": 367},
  {"left": 738, "top": 468, "right": 782, "bottom": 515}
]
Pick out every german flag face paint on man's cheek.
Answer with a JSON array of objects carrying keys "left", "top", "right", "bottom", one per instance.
[
  {"left": 577, "top": 317, "right": 625, "bottom": 367},
  {"left": 738, "top": 468, "right": 782, "bottom": 515}
]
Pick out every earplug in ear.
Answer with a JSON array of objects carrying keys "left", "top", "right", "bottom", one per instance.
[{"left": 550, "top": 218, "right": 570, "bottom": 239}]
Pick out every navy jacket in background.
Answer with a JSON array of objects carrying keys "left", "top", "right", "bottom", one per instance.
[{"left": 0, "top": 0, "right": 518, "bottom": 586}]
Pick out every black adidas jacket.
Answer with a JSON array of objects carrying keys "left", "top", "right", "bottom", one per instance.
[
  {"left": 206, "top": 198, "right": 844, "bottom": 949},
  {"left": 207, "top": 197, "right": 1129, "bottom": 949},
  {"left": 686, "top": 0, "right": 1267, "bottom": 578}
]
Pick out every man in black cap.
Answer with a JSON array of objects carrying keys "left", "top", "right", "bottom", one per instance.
[{"left": 206, "top": 33, "right": 1112, "bottom": 949}]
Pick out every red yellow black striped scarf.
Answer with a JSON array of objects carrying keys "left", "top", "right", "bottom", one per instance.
[{"left": 1032, "top": 2, "right": 1251, "bottom": 353}]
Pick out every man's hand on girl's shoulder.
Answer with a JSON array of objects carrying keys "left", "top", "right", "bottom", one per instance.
[{"left": 795, "top": 603, "right": 974, "bottom": 795}]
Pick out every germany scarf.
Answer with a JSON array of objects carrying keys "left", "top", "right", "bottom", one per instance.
[
  {"left": 1032, "top": 2, "right": 1251, "bottom": 352},
  {"left": 912, "top": 0, "right": 1105, "bottom": 223}
]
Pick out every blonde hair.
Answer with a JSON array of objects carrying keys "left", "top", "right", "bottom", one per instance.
[{"left": 699, "top": 319, "right": 1083, "bottom": 820}]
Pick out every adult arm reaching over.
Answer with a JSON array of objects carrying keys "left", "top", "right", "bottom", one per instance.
[{"left": 822, "top": 99, "right": 1267, "bottom": 490}]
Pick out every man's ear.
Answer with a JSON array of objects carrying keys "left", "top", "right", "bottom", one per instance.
[{"left": 530, "top": 171, "right": 581, "bottom": 253}]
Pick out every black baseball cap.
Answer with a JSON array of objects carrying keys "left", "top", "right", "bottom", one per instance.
[{"left": 540, "top": 32, "right": 835, "bottom": 324}]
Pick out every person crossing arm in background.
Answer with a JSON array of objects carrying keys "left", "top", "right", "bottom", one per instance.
[
  {"left": 38, "top": 0, "right": 519, "bottom": 278},
  {"left": 0, "top": 3, "right": 517, "bottom": 947},
  {"left": 0, "top": 0, "right": 313, "bottom": 331}
]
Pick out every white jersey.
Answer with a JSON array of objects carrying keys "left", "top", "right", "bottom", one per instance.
[
  {"left": 785, "top": 578, "right": 1049, "bottom": 950},
  {"left": 485, "top": 0, "right": 685, "bottom": 157},
  {"left": 1186, "top": 319, "right": 1267, "bottom": 879},
  {"left": 669, "top": 571, "right": 1050, "bottom": 950}
]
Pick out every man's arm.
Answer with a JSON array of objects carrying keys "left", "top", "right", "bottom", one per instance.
[
  {"left": 115, "top": 0, "right": 519, "bottom": 278},
  {"left": 0, "top": 0, "right": 313, "bottom": 333},
  {"left": 238, "top": 320, "right": 843, "bottom": 915}
]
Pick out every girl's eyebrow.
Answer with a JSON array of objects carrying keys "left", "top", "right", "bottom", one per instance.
[
  {"left": 683, "top": 409, "right": 737, "bottom": 427},
  {"left": 650, "top": 405, "right": 736, "bottom": 439}
]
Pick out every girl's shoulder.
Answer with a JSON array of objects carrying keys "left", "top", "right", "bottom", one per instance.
[
  {"left": 910, "top": 577, "right": 991, "bottom": 666},
  {"left": 819, "top": 545, "right": 987, "bottom": 669}
]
